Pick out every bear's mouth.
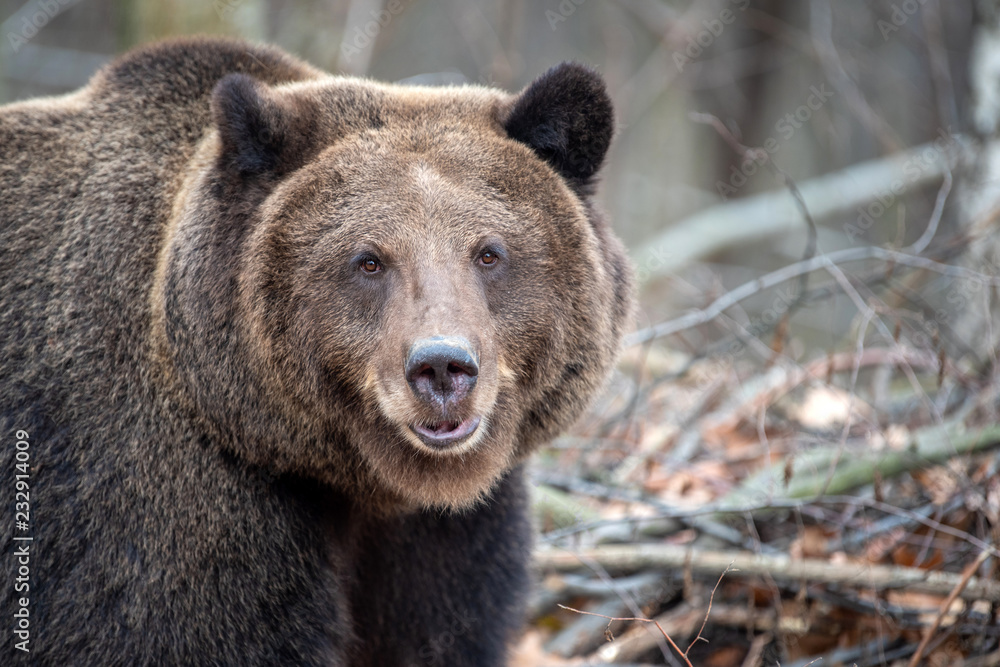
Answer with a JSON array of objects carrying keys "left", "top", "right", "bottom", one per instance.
[{"left": 410, "top": 416, "right": 481, "bottom": 449}]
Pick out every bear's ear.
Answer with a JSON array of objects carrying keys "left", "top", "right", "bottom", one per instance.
[
  {"left": 210, "top": 73, "right": 309, "bottom": 178},
  {"left": 503, "top": 63, "right": 614, "bottom": 185}
]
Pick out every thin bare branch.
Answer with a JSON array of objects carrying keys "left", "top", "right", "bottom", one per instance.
[
  {"left": 628, "top": 245, "right": 1000, "bottom": 347},
  {"left": 557, "top": 604, "right": 693, "bottom": 667},
  {"left": 907, "top": 550, "right": 993, "bottom": 667}
]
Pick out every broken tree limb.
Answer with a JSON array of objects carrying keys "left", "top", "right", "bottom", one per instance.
[
  {"left": 718, "top": 420, "right": 1000, "bottom": 507},
  {"left": 534, "top": 543, "right": 1000, "bottom": 602}
]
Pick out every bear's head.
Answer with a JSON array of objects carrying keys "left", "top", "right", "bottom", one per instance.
[{"left": 155, "top": 63, "right": 633, "bottom": 511}]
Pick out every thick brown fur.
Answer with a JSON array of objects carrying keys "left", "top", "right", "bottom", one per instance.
[{"left": 1, "top": 37, "right": 633, "bottom": 666}]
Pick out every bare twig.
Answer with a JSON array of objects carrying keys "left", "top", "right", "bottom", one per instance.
[
  {"left": 557, "top": 604, "right": 693, "bottom": 667},
  {"left": 906, "top": 168, "right": 953, "bottom": 255},
  {"left": 559, "top": 561, "right": 734, "bottom": 667},
  {"left": 689, "top": 110, "right": 819, "bottom": 316},
  {"left": 628, "top": 244, "right": 1000, "bottom": 346},
  {"left": 595, "top": 602, "right": 784, "bottom": 664},
  {"left": 809, "top": 0, "right": 903, "bottom": 153},
  {"left": 740, "top": 631, "right": 773, "bottom": 667},
  {"left": 686, "top": 562, "right": 735, "bottom": 654},
  {"left": 907, "top": 549, "right": 993, "bottom": 667},
  {"left": 832, "top": 495, "right": 967, "bottom": 553}
]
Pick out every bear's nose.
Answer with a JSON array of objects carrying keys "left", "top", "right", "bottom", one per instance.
[{"left": 406, "top": 337, "right": 478, "bottom": 406}]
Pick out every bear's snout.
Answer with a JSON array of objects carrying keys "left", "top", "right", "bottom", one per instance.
[
  {"left": 404, "top": 336, "right": 483, "bottom": 449},
  {"left": 405, "top": 336, "right": 479, "bottom": 406}
]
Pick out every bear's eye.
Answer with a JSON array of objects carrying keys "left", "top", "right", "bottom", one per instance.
[
  {"left": 479, "top": 250, "right": 498, "bottom": 266},
  {"left": 360, "top": 257, "right": 382, "bottom": 274}
]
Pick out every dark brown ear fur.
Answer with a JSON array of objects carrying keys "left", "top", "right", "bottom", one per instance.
[
  {"left": 503, "top": 62, "right": 614, "bottom": 186},
  {"left": 211, "top": 72, "right": 313, "bottom": 177}
]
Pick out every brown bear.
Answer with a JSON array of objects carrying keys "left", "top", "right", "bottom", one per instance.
[{"left": 0, "top": 37, "right": 632, "bottom": 666}]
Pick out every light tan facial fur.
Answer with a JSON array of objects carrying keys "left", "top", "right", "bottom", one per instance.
[{"left": 151, "top": 50, "right": 633, "bottom": 513}]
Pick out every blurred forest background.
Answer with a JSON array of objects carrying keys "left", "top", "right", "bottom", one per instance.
[{"left": 3, "top": 1, "right": 1000, "bottom": 665}]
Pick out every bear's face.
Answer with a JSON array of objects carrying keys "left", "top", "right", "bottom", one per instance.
[{"left": 156, "top": 65, "right": 632, "bottom": 511}]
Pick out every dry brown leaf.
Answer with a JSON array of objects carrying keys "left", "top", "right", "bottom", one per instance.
[
  {"left": 861, "top": 526, "right": 906, "bottom": 563},
  {"left": 639, "top": 422, "right": 679, "bottom": 452},
  {"left": 648, "top": 462, "right": 728, "bottom": 506},
  {"left": 912, "top": 464, "right": 962, "bottom": 505},
  {"left": 891, "top": 542, "right": 945, "bottom": 570},
  {"left": 886, "top": 590, "right": 962, "bottom": 619},
  {"left": 789, "top": 525, "right": 833, "bottom": 560},
  {"left": 600, "top": 500, "right": 659, "bottom": 521}
]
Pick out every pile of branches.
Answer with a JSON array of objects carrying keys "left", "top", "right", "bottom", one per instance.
[{"left": 522, "top": 169, "right": 1000, "bottom": 666}]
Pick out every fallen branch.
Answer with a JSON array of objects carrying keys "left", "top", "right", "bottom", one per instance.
[
  {"left": 633, "top": 137, "right": 968, "bottom": 278},
  {"left": 535, "top": 544, "right": 1000, "bottom": 602},
  {"left": 720, "top": 420, "right": 1000, "bottom": 507}
]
